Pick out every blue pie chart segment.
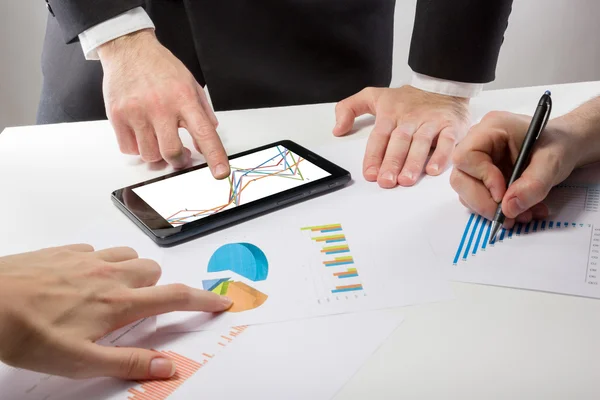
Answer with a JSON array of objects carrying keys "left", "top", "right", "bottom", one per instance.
[{"left": 207, "top": 243, "right": 269, "bottom": 282}]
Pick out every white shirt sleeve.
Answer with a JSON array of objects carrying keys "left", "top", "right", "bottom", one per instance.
[
  {"left": 410, "top": 72, "right": 483, "bottom": 98},
  {"left": 78, "top": 7, "right": 155, "bottom": 61}
]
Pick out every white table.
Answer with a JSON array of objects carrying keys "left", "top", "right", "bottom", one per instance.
[{"left": 2, "top": 81, "right": 600, "bottom": 399}]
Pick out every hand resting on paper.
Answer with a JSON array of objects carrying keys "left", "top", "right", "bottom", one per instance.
[
  {"left": 333, "top": 85, "right": 470, "bottom": 188},
  {"left": 0, "top": 245, "right": 231, "bottom": 380},
  {"left": 450, "top": 98, "right": 600, "bottom": 228}
]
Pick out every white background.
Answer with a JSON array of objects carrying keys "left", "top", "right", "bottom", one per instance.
[{"left": 2, "top": 0, "right": 600, "bottom": 131}]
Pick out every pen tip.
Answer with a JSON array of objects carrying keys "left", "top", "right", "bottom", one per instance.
[{"left": 544, "top": 90, "right": 551, "bottom": 96}]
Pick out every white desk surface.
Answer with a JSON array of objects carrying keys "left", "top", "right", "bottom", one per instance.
[{"left": 2, "top": 81, "right": 600, "bottom": 399}]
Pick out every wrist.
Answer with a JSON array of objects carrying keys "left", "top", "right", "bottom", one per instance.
[
  {"left": 552, "top": 110, "right": 600, "bottom": 168},
  {"left": 97, "top": 29, "right": 156, "bottom": 64}
]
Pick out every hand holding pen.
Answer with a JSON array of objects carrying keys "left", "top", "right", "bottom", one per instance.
[{"left": 450, "top": 91, "right": 600, "bottom": 236}]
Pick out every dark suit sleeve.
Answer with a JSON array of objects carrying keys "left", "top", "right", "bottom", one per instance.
[
  {"left": 408, "top": 0, "right": 513, "bottom": 84},
  {"left": 46, "top": 0, "right": 145, "bottom": 44}
]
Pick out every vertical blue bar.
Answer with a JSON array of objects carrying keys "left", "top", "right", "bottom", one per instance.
[
  {"left": 499, "top": 228, "right": 506, "bottom": 241},
  {"left": 472, "top": 219, "right": 487, "bottom": 255},
  {"left": 524, "top": 222, "right": 532, "bottom": 234},
  {"left": 482, "top": 220, "right": 492, "bottom": 250},
  {"left": 453, "top": 214, "right": 475, "bottom": 264},
  {"left": 463, "top": 215, "right": 482, "bottom": 260},
  {"left": 557, "top": 222, "right": 561, "bottom": 228},
  {"left": 549, "top": 221, "right": 554, "bottom": 229},
  {"left": 533, "top": 220, "right": 539, "bottom": 232},
  {"left": 541, "top": 220, "right": 547, "bottom": 230},
  {"left": 516, "top": 223, "right": 523, "bottom": 235},
  {"left": 508, "top": 226, "right": 515, "bottom": 238}
]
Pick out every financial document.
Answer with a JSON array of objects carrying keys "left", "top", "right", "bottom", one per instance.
[{"left": 428, "top": 164, "right": 600, "bottom": 298}]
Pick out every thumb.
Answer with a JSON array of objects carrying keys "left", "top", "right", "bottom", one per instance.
[
  {"left": 333, "top": 88, "right": 377, "bottom": 137},
  {"left": 86, "top": 344, "right": 177, "bottom": 380},
  {"left": 502, "top": 160, "right": 555, "bottom": 219}
]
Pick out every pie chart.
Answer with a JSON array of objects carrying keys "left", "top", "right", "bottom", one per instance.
[
  {"left": 204, "top": 243, "right": 269, "bottom": 313},
  {"left": 207, "top": 243, "right": 268, "bottom": 281}
]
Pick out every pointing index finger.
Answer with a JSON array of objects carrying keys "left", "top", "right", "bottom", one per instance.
[
  {"left": 182, "top": 106, "right": 230, "bottom": 179},
  {"left": 118, "top": 284, "right": 233, "bottom": 325}
]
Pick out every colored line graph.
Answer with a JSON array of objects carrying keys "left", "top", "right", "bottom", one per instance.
[
  {"left": 167, "top": 147, "right": 307, "bottom": 225},
  {"left": 453, "top": 213, "right": 590, "bottom": 264}
]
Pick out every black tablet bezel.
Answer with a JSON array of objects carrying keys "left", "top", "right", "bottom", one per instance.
[{"left": 111, "top": 140, "right": 350, "bottom": 244}]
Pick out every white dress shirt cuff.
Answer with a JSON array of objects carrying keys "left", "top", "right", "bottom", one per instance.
[
  {"left": 410, "top": 72, "right": 483, "bottom": 98},
  {"left": 78, "top": 7, "right": 155, "bottom": 61}
]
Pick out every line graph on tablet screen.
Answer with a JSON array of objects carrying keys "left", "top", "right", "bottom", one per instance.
[{"left": 132, "top": 146, "right": 331, "bottom": 227}]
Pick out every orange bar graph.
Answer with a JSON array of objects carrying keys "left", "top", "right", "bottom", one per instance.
[
  {"left": 335, "top": 284, "right": 363, "bottom": 290},
  {"left": 127, "top": 350, "right": 202, "bottom": 400}
]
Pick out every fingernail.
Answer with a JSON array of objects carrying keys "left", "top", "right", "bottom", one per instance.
[
  {"left": 380, "top": 171, "right": 395, "bottom": 183},
  {"left": 429, "top": 164, "right": 439, "bottom": 174},
  {"left": 215, "top": 164, "right": 229, "bottom": 177},
  {"left": 508, "top": 197, "right": 526, "bottom": 215},
  {"left": 150, "top": 358, "right": 176, "bottom": 378},
  {"left": 220, "top": 296, "right": 233, "bottom": 308},
  {"left": 402, "top": 171, "right": 414, "bottom": 181},
  {"left": 365, "top": 166, "right": 378, "bottom": 177}
]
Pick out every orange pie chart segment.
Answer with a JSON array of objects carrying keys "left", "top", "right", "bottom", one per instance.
[{"left": 224, "top": 281, "right": 268, "bottom": 313}]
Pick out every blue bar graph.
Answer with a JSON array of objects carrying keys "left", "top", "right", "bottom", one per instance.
[
  {"left": 452, "top": 213, "right": 582, "bottom": 264},
  {"left": 516, "top": 223, "right": 524, "bottom": 235},
  {"left": 463, "top": 215, "right": 482, "bottom": 260},
  {"left": 499, "top": 228, "right": 507, "bottom": 241},
  {"left": 472, "top": 221, "right": 487, "bottom": 255}
]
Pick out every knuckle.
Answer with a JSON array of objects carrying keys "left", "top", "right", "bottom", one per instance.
[
  {"left": 527, "top": 177, "right": 551, "bottom": 200},
  {"left": 193, "top": 122, "right": 217, "bottom": 140},
  {"left": 169, "top": 283, "right": 193, "bottom": 305},
  {"left": 449, "top": 169, "right": 462, "bottom": 190},
  {"left": 177, "top": 84, "right": 197, "bottom": 101},
  {"left": 413, "top": 130, "right": 433, "bottom": 142},
  {"left": 161, "top": 146, "right": 184, "bottom": 161},
  {"left": 121, "top": 352, "right": 143, "bottom": 379},
  {"left": 362, "top": 87, "right": 376, "bottom": 97},
  {"left": 382, "top": 158, "right": 403, "bottom": 171},
  {"left": 393, "top": 128, "right": 413, "bottom": 142},
  {"left": 89, "top": 263, "right": 118, "bottom": 279},
  {"left": 481, "top": 110, "right": 507, "bottom": 124}
]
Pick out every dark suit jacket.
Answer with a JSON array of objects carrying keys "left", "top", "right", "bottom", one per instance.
[{"left": 40, "top": 0, "right": 511, "bottom": 123}]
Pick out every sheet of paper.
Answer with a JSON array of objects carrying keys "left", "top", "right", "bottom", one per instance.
[
  {"left": 1, "top": 311, "right": 403, "bottom": 400},
  {"left": 428, "top": 164, "right": 600, "bottom": 298},
  {"left": 157, "top": 138, "right": 453, "bottom": 332}
]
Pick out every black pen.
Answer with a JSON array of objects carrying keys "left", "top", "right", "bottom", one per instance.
[{"left": 489, "top": 90, "right": 553, "bottom": 244}]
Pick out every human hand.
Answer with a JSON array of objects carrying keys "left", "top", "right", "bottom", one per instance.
[
  {"left": 333, "top": 85, "right": 470, "bottom": 188},
  {"left": 0, "top": 245, "right": 231, "bottom": 380},
  {"left": 450, "top": 111, "right": 586, "bottom": 227},
  {"left": 98, "top": 29, "right": 230, "bottom": 176}
]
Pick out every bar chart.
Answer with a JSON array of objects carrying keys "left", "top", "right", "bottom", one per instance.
[
  {"left": 453, "top": 213, "right": 590, "bottom": 265},
  {"left": 301, "top": 224, "right": 366, "bottom": 302}
]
